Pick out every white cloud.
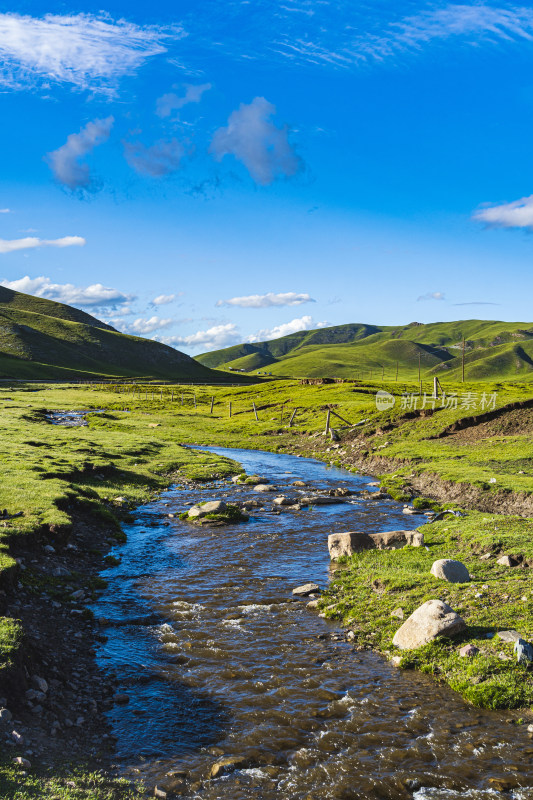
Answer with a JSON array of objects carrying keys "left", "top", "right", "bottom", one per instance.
[
  {"left": 247, "top": 314, "right": 317, "bottom": 342},
  {"left": 156, "top": 83, "right": 212, "bottom": 117},
  {"left": 152, "top": 293, "right": 176, "bottom": 306},
  {"left": 417, "top": 291, "right": 446, "bottom": 301},
  {"left": 473, "top": 195, "right": 533, "bottom": 229},
  {"left": 0, "top": 275, "right": 133, "bottom": 308},
  {"left": 0, "top": 13, "right": 181, "bottom": 93},
  {"left": 216, "top": 291, "right": 314, "bottom": 308},
  {"left": 128, "top": 316, "right": 174, "bottom": 335},
  {"left": 210, "top": 96, "right": 302, "bottom": 185},
  {"left": 47, "top": 117, "right": 114, "bottom": 190},
  {"left": 0, "top": 235, "right": 85, "bottom": 254},
  {"left": 0, "top": 208, "right": 10, "bottom": 214},
  {"left": 124, "top": 138, "right": 184, "bottom": 177},
  {"left": 160, "top": 323, "right": 240, "bottom": 352}
]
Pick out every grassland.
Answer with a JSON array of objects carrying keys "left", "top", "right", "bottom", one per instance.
[
  {"left": 196, "top": 318, "right": 533, "bottom": 382},
  {"left": 0, "top": 376, "right": 532, "bottom": 795}
]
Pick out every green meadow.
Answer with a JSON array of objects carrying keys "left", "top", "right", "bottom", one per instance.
[{"left": 0, "top": 375, "right": 532, "bottom": 796}]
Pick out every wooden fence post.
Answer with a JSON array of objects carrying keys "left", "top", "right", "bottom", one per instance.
[
  {"left": 252, "top": 401, "right": 258, "bottom": 421},
  {"left": 229, "top": 402, "right": 232, "bottom": 418},
  {"left": 324, "top": 409, "right": 331, "bottom": 436},
  {"left": 210, "top": 396, "right": 214, "bottom": 414},
  {"left": 289, "top": 408, "right": 298, "bottom": 427}
]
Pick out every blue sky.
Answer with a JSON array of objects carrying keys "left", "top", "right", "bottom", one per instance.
[{"left": 1, "top": 1, "right": 533, "bottom": 353}]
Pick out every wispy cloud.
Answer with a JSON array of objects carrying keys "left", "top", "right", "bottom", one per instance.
[
  {"left": 0, "top": 275, "right": 133, "bottom": 308},
  {"left": 47, "top": 117, "right": 114, "bottom": 191},
  {"left": 124, "top": 138, "right": 184, "bottom": 177},
  {"left": 0, "top": 235, "right": 85, "bottom": 254},
  {"left": 453, "top": 301, "right": 500, "bottom": 306},
  {"left": 270, "top": 3, "right": 533, "bottom": 68},
  {"left": 417, "top": 291, "right": 446, "bottom": 301},
  {"left": 0, "top": 208, "right": 10, "bottom": 214},
  {"left": 216, "top": 291, "right": 314, "bottom": 308},
  {"left": 210, "top": 97, "right": 302, "bottom": 185},
  {"left": 473, "top": 194, "right": 533, "bottom": 229},
  {"left": 152, "top": 293, "right": 177, "bottom": 306},
  {"left": 0, "top": 13, "right": 182, "bottom": 93},
  {"left": 247, "top": 314, "right": 324, "bottom": 342},
  {"left": 156, "top": 83, "right": 212, "bottom": 117}
]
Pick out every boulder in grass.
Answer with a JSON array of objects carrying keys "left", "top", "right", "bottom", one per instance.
[
  {"left": 497, "top": 555, "right": 518, "bottom": 567},
  {"left": 392, "top": 599, "right": 466, "bottom": 650},
  {"left": 430, "top": 559, "right": 470, "bottom": 583}
]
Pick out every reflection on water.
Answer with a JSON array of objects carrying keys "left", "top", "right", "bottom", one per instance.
[{"left": 92, "top": 447, "right": 533, "bottom": 799}]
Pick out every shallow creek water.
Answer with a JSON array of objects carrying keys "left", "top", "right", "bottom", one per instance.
[{"left": 92, "top": 447, "right": 533, "bottom": 799}]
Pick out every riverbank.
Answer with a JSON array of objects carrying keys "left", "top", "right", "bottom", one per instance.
[{"left": 0, "top": 394, "right": 240, "bottom": 798}]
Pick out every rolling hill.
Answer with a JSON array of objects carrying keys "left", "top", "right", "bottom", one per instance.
[
  {"left": 196, "top": 320, "right": 533, "bottom": 383},
  {"left": 0, "top": 286, "right": 228, "bottom": 382}
]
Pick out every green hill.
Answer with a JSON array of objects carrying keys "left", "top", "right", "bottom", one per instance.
[
  {"left": 196, "top": 320, "right": 533, "bottom": 382},
  {"left": 0, "top": 286, "right": 229, "bottom": 382}
]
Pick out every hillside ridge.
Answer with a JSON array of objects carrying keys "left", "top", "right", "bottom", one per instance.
[{"left": 196, "top": 319, "right": 533, "bottom": 382}]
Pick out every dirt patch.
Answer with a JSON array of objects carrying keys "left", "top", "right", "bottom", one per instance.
[
  {"left": 442, "top": 407, "right": 533, "bottom": 443},
  {"left": 0, "top": 515, "right": 120, "bottom": 769}
]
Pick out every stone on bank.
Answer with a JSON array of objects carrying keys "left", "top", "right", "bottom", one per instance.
[
  {"left": 328, "top": 530, "right": 424, "bottom": 560},
  {"left": 392, "top": 599, "right": 466, "bottom": 650}
]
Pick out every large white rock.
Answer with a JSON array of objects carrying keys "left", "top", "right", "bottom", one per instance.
[
  {"left": 392, "top": 599, "right": 466, "bottom": 650},
  {"left": 430, "top": 559, "right": 470, "bottom": 583},
  {"left": 253, "top": 484, "right": 276, "bottom": 492}
]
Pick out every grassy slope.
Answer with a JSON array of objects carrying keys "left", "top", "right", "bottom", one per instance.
[
  {"left": 0, "top": 286, "right": 234, "bottom": 382},
  {"left": 197, "top": 319, "right": 533, "bottom": 382}
]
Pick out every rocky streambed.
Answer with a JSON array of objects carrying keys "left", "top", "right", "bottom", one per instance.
[{"left": 88, "top": 446, "right": 533, "bottom": 799}]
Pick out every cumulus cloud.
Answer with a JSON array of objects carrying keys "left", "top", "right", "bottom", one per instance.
[
  {"left": 247, "top": 314, "right": 322, "bottom": 342},
  {"left": 0, "top": 13, "right": 180, "bottom": 92},
  {"left": 216, "top": 291, "right": 314, "bottom": 308},
  {"left": 128, "top": 316, "right": 174, "bottom": 335},
  {"left": 124, "top": 138, "right": 184, "bottom": 177},
  {"left": 161, "top": 323, "right": 240, "bottom": 352},
  {"left": 152, "top": 293, "right": 176, "bottom": 306},
  {"left": 156, "top": 83, "right": 212, "bottom": 117},
  {"left": 210, "top": 96, "right": 302, "bottom": 185},
  {"left": 417, "top": 291, "right": 446, "bottom": 301},
  {"left": 0, "top": 235, "right": 85, "bottom": 254},
  {"left": 473, "top": 195, "right": 533, "bottom": 229},
  {"left": 47, "top": 117, "right": 114, "bottom": 190},
  {"left": 0, "top": 275, "right": 133, "bottom": 308}
]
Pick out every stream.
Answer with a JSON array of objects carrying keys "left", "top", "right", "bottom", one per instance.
[{"left": 91, "top": 447, "right": 533, "bottom": 799}]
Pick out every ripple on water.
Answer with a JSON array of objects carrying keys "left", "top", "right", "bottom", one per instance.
[{"left": 91, "top": 446, "right": 533, "bottom": 799}]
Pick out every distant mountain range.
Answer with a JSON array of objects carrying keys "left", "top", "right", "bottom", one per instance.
[
  {"left": 196, "top": 320, "right": 533, "bottom": 382},
  {"left": 0, "top": 286, "right": 226, "bottom": 382}
]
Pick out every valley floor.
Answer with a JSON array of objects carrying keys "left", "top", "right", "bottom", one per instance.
[{"left": 0, "top": 378, "right": 532, "bottom": 796}]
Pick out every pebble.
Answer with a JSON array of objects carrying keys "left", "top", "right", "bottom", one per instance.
[
  {"left": 0, "top": 708, "right": 12, "bottom": 723},
  {"left": 459, "top": 644, "right": 479, "bottom": 658}
]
